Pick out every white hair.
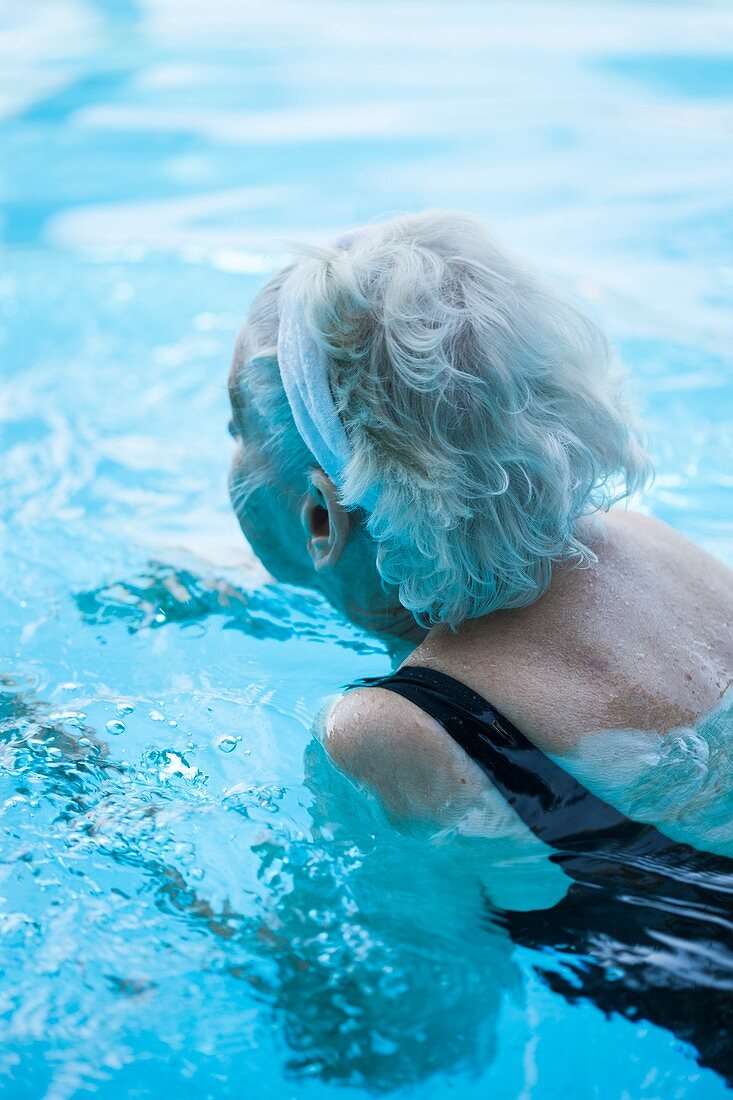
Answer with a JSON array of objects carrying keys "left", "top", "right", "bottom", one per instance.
[{"left": 231, "top": 211, "right": 653, "bottom": 627}]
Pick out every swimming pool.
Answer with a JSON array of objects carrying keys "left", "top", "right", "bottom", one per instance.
[{"left": 2, "top": 0, "right": 733, "bottom": 1095}]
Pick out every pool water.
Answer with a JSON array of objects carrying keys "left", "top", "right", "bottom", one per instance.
[{"left": 2, "top": 1, "right": 733, "bottom": 1096}]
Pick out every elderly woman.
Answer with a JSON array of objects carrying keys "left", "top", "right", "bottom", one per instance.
[{"left": 227, "top": 211, "right": 733, "bottom": 837}]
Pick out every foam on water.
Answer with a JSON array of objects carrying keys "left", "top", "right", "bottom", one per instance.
[{"left": 557, "top": 691, "right": 733, "bottom": 855}]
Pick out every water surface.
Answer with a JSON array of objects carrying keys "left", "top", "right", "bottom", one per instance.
[{"left": 1, "top": 1, "right": 733, "bottom": 1096}]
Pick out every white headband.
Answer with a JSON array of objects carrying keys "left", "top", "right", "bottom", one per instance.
[{"left": 276, "top": 236, "right": 378, "bottom": 512}]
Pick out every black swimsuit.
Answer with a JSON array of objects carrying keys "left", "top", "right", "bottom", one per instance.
[{"left": 355, "top": 664, "right": 733, "bottom": 1086}]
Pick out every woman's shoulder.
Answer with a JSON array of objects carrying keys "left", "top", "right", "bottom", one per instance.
[
  {"left": 605, "top": 507, "right": 729, "bottom": 569},
  {"left": 323, "top": 684, "right": 512, "bottom": 831},
  {"left": 603, "top": 508, "right": 733, "bottom": 610}
]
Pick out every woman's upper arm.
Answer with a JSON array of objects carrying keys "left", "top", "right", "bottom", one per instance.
[
  {"left": 320, "top": 686, "right": 573, "bottom": 909},
  {"left": 323, "top": 686, "right": 518, "bottom": 833}
]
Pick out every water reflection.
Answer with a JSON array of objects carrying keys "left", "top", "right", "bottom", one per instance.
[
  {"left": 75, "top": 562, "right": 385, "bottom": 653},
  {"left": 504, "top": 831, "right": 733, "bottom": 1087},
  {"left": 255, "top": 740, "right": 521, "bottom": 1089},
  {"left": 0, "top": 678, "right": 523, "bottom": 1091}
]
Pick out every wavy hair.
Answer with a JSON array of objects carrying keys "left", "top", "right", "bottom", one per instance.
[{"left": 231, "top": 211, "right": 653, "bottom": 627}]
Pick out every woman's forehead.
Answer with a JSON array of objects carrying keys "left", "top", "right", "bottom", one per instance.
[
  {"left": 227, "top": 325, "right": 251, "bottom": 406},
  {"left": 227, "top": 368, "right": 243, "bottom": 412}
]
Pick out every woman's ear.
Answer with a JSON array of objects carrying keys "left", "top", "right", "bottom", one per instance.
[{"left": 300, "top": 469, "right": 352, "bottom": 571}]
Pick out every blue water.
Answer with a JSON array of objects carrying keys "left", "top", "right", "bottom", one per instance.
[{"left": 2, "top": 1, "right": 733, "bottom": 1096}]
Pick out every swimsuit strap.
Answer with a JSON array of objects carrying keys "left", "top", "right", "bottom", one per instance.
[
  {"left": 351, "top": 665, "right": 733, "bottom": 904},
  {"left": 353, "top": 664, "right": 656, "bottom": 853}
]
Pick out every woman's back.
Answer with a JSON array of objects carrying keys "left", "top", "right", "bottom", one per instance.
[{"left": 407, "top": 509, "right": 733, "bottom": 751}]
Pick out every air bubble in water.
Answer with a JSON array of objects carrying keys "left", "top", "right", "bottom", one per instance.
[
  {"left": 217, "top": 736, "right": 239, "bottom": 754},
  {"left": 149, "top": 710, "right": 165, "bottom": 722},
  {"left": 106, "top": 720, "right": 126, "bottom": 736},
  {"left": 116, "top": 703, "right": 134, "bottom": 716}
]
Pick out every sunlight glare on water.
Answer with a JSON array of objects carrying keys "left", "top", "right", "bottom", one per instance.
[{"left": 1, "top": 0, "right": 733, "bottom": 1096}]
